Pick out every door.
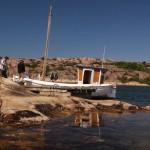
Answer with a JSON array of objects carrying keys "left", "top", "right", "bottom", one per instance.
[{"left": 83, "top": 70, "right": 92, "bottom": 84}]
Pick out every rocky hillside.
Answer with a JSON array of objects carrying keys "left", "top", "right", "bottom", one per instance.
[{"left": 6, "top": 57, "right": 150, "bottom": 85}]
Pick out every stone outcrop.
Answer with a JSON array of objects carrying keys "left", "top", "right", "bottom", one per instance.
[
  {"left": 0, "top": 78, "right": 149, "bottom": 127},
  {"left": 143, "top": 105, "right": 150, "bottom": 111}
]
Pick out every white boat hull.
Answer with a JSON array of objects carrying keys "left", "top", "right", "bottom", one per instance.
[
  {"left": 23, "top": 78, "right": 116, "bottom": 98},
  {"left": 91, "top": 85, "right": 116, "bottom": 98}
]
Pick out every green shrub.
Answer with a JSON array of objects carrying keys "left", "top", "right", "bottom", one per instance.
[
  {"left": 63, "top": 61, "right": 78, "bottom": 66},
  {"left": 46, "top": 65, "right": 50, "bottom": 75},
  {"left": 105, "top": 76, "right": 109, "bottom": 80},
  {"left": 118, "top": 76, "right": 128, "bottom": 83},
  {"left": 25, "top": 62, "right": 38, "bottom": 69},
  {"left": 115, "top": 61, "right": 149, "bottom": 72},
  {"left": 90, "top": 61, "right": 102, "bottom": 65},
  {"left": 30, "top": 62, "right": 38, "bottom": 69},
  {"left": 25, "top": 63, "right": 30, "bottom": 67},
  {"left": 56, "top": 65, "right": 65, "bottom": 70},
  {"left": 141, "top": 77, "right": 150, "bottom": 85}
]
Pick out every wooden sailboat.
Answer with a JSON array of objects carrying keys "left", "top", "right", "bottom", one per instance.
[{"left": 22, "top": 7, "right": 116, "bottom": 98}]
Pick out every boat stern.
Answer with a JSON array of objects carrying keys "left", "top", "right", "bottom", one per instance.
[{"left": 91, "top": 84, "right": 116, "bottom": 98}]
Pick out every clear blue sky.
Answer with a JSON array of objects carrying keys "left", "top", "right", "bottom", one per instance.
[{"left": 0, "top": 0, "right": 150, "bottom": 61}]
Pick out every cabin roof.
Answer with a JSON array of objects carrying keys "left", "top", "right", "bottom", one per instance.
[{"left": 77, "top": 65, "right": 107, "bottom": 72}]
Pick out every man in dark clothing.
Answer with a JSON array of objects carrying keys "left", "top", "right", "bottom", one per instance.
[
  {"left": 18, "top": 60, "right": 25, "bottom": 81},
  {"left": 54, "top": 72, "right": 58, "bottom": 81},
  {"left": 50, "top": 72, "right": 55, "bottom": 81}
]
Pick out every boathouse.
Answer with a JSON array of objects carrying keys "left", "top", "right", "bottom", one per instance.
[{"left": 77, "top": 65, "right": 107, "bottom": 85}]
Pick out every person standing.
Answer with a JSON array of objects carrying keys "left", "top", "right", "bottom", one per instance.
[
  {"left": 50, "top": 72, "right": 55, "bottom": 81},
  {"left": 0, "top": 56, "right": 9, "bottom": 78},
  {"left": 0, "top": 56, "right": 2, "bottom": 76},
  {"left": 17, "top": 60, "right": 25, "bottom": 81}
]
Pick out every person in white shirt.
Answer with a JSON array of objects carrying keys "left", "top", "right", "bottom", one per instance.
[
  {"left": 0, "top": 56, "right": 2, "bottom": 76},
  {"left": 0, "top": 56, "right": 9, "bottom": 78}
]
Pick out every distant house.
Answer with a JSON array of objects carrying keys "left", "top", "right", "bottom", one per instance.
[{"left": 77, "top": 65, "right": 107, "bottom": 85}]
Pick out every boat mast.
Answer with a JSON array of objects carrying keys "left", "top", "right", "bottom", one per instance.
[
  {"left": 101, "top": 46, "right": 106, "bottom": 68},
  {"left": 41, "top": 6, "right": 52, "bottom": 80}
]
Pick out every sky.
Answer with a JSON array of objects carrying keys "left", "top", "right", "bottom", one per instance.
[{"left": 0, "top": 0, "right": 150, "bottom": 61}]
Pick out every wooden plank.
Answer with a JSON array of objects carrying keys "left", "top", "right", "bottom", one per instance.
[
  {"left": 79, "top": 68, "right": 83, "bottom": 81},
  {"left": 93, "top": 70, "right": 100, "bottom": 83}
]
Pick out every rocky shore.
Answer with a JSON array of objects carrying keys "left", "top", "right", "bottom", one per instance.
[{"left": 0, "top": 78, "right": 150, "bottom": 127}]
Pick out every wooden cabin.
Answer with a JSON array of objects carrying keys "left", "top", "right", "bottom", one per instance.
[{"left": 77, "top": 65, "right": 107, "bottom": 85}]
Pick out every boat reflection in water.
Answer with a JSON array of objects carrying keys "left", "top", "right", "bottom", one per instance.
[
  {"left": 74, "top": 109, "right": 103, "bottom": 128},
  {"left": 0, "top": 109, "right": 103, "bottom": 149},
  {"left": 74, "top": 109, "right": 104, "bottom": 142}
]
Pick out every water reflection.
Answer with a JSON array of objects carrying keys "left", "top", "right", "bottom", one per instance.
[
  {"left": 74, "top": 110, "right": 103, "bottom": 128},
  {"left": 73, "top": 109, "right": 105, "bottom": 143},
  {"left": 0, "top": 112, "right": 150, "bottom": 150},
  {"left": 0, "top": 126, "right": 46, "bottom": 150}
]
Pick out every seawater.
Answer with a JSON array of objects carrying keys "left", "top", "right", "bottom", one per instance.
[
  {"left": 0, "top": 86, "right": 150, "bottom": 150},
  {"left": 116, "top": 85, "right": 150, "bottom": 106}
]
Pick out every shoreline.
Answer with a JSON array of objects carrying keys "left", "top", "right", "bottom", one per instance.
[
  {"left": 0, "top": 94, "right": 150, "bottom": 128},
  {"left": 105, "top": 81, "right": 150, "bottom": 87},
  {"left": 116, "top": 83, "right": 150, "bottom": 87},
  {"left": 0, "top": 78, "right": 150, "bottom": 127}
]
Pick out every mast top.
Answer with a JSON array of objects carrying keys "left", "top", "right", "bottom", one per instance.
[
  {"left": 49, "top": 6, "right": 52, "bottom": 16},
  {"left": 101, "top": 46, "right": 106, "bottom": 68}
]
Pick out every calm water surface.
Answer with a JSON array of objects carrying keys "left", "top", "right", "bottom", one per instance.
[
  {"left": 116, "top": 85, "right": 150, "bottom": 106},
  {"left": 0, "top": 86, "right": 150, "bottom": 150},
  {"left": 0, "top": 113, "right": 150, "bottom": 150}
]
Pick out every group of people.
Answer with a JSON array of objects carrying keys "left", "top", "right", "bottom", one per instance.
[
  {"left": 0, "top": 57, "right": 59, "bottom": 82},
  {"left": 50, "top": 72, "right": 58, "bottom": 81},
  {"left": 0, "top": 57, "right": 26, "bottom": 81}
]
